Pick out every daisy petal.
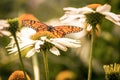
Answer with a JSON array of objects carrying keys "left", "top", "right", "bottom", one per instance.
[
  {"left": 60, "top": 14, "right": 85, "bottom": 24},
  {"left": 50, "top": 41, "right": 67, "bottom": 51},
  {"left": 20, "top": 27, "right": 36, "bottom": 38},
  {"left": 35, "top": 40, "right": 44, "bottom": 52},
  {"left": 103, "top": 12, "right": 120, "bottom": 26},
  {"left": 51, "top": 38, "right": 80, "bottom": 44},
  {"left": 50, "top": 38, "right": 81, "bottom": 48},
  {"left": 41, "top": 36, "right": 47, "bottom": 40},
  {"left": 63, "top": 7, "right": 93, "bottom": 14},
  {"left": 1, "top": 30, "right": 11, "bottom": 36},
  {"left": 26, "top": 48, "right": 36, "bottom": 57},
  {"left": 96, "top": 4, "right": 111, "bottom": 12},
  {"left": 0, "top": 20, "right": 9, "bottom": 27},
  {"left": 49, "top": 47, "right": 60, "bottom": 56}
]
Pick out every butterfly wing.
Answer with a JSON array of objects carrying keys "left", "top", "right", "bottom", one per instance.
[
  {"left": 22, "top": 20, "right": 48, "bottom": 32},
  {"left": 19, "top": 14, "right": 48, "bottom": 32},
  {"left": 19, "top": 14, "right": 39, "bottom": 27},
  {"left": 51, "top": 26, "right": 83, "bottom": 38},
  {"left": 19, "top": 14, "right": 83, "bottom": 38}
]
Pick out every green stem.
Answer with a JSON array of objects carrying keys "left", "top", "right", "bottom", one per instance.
[
  {"left": 13, "top": 34, "right": 27, "bottom": 80},
  {"left": 88, "top": 27, "right": 95, "bottom": 80},
  {"left": 42, "top": 50, "right": 49, "bottom": 80},
  {"left": 32, "top": 53, "right": 40, "bottom": 80}
]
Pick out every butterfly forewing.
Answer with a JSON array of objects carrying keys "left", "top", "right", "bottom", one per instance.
[{"left": 22, "top": 20, "right": 48, "bottom": 32}]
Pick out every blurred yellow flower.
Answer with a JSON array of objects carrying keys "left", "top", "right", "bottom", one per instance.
[{"left": 8, "top": 70, "right": 31, "bottom": 80}]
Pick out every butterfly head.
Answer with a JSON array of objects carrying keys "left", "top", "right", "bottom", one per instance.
[{"left": 47, "top": 25, "right": 54, "bottom": 32}]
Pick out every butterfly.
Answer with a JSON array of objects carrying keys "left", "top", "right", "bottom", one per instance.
[{"left": 19, "top": 14, "right": 83, "bottom": 38}]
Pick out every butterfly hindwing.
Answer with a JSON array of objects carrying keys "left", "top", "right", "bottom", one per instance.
[{"left": 51, "top": 26, "right": 83, "bottom": 37}]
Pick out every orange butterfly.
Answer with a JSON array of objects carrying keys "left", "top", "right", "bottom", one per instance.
[{"left": 19, "top": 14, "right": 83, "bottom": 38}]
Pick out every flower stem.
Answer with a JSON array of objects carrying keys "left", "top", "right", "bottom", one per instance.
[
  {"left": 13, "top": 34, "right": 27, "bottom": 80},
  {"left": 41, "top": 50, "right": 49, "bottom": 80},
  {"left": 32, "top": 53, "right": 40, "bottom": 80},
  {"left": 88, "top": 26, "right": 95, "bottom": 80}
]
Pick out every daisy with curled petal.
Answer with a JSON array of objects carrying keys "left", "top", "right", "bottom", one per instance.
[
  {"left": 0, "top": 20, "right": 11, "bottom": 36},
  {"left": 6, "top": 27, "right": 81, "bottom": 57},
  {"left": 60, "top": 4, "right": 120, "bottom": 36},
  {"left": 60, "top": 4, "right": 120, "bottom": 80}
]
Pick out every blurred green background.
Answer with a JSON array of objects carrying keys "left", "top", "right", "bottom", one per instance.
[{"left": 0, "top": 0, "right": 120, "bottom": 80}]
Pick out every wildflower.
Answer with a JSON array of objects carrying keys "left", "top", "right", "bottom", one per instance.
[
  {"left": 0, "top": 20, "right": 10, "bottom": 36},
  {"left": 103, "top": 63, "right": 120, "bottom": 80},
  {"left": 6, "top": 27, "right": 81, "bottom": 57},
  {"left": 60, "top": 4, "right": 120, "bottom": 80},
  {"left": 60, "top": 4, "right": 120, "bottom": 36},
  {"left": 8, "top": 70, "right": 31, "bottom": 80},
  {"left": 55, "top": 70, "right": 77, "bottom": 80}
]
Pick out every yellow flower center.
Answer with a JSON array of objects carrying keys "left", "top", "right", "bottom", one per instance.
[
  {"left": 31, "top": 31, "right": 56, "bottom": 40},
  {"left": 85, "top": 12, "right": 105, "bottom": 27}
]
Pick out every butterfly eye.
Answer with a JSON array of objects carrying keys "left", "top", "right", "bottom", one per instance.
[{"left": 47, "top": 26, "right": 54, "bottom": 32}]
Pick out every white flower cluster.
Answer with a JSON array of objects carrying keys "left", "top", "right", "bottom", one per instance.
[
  {"left": 7, "top": 27, "right": 81, "bottom": 57},
  {"left": 60, "top": 4, "right": 120, "bottom": 30}
]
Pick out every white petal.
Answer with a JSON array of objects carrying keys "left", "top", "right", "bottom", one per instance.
[
  {"left": 0, "top": 20, "right": 9, "bottom": 27},
  {"left": 49, "top": 47, "right": 60, "bottom": 56},
  {"left": 51, "top": 38, "right": 80, "bottom": 44},
  {"left": 50, "top": 38, "right": 81, "bottom": 48},
  {"left": 49, "top": 41, "right": 67, "bottom": 51},
  {"left": 41, "top": 36, "right": 47, "bottom": 41},
  {"left": 0, "top": 26, "right": 4, "bottom": 29},
  {"left": 35, "top": 40, "right": 44, "bottom": 52},
  {"left": 0, "top": 30, "right": 11, "bottom": 36},
  {"left": 77, "top": 7, "right": 94, "bottom": 14},
  {"left": 60, "top": 14, "right": 85, "bottom": 24},
  {"left": 86, "top": 25, "right": 92, "bottom": 31},
  {"left": 103, "top": 12, "right": 120, "bottom": 26},
  {"left": 20, "top": 27, "right": 36, "bottom": 38},
  {"left": 6, "top": 37, "right": 35, "bottom": 54},
  {"left": 63, "top": 7, "right": 79, "bottom": 12},
  {"left": 63, "top": 7, "right": 93, "bottom": 14},
  {"left": 7, "top": 48, "right": 18, "bottom": 54},
  {"left": 26, "top": 48, "right": 36, "bottom": 57},
  {"left": 60, "top": 7, "right": 93, "bottom": 23},
  {"left": 96, "top": 4, "right": 111, "bottom": 12},
  {"left": 65, "top": 30, "right": 87, "bottom": 39},
  {"left": 7, "top": 43, "right": 34, "bottom": 54}
]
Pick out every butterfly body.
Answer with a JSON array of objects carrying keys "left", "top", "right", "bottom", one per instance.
[{"left": 46, "top": 25, "right": 54, "bottom": 32}]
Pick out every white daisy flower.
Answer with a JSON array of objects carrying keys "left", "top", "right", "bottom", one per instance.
[
  {"left": 6, "top": 27, "right": 81, "bottom": 57},
  {"left": 0, "top": 20, "right": 11, "bottom": 36},
  {"left": 60, "top": 4, "right": 120, "bottom": 35}
]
